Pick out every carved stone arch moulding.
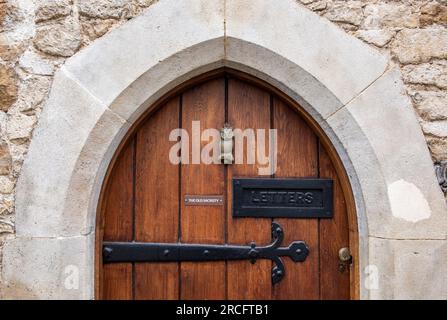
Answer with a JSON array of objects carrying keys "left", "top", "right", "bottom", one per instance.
[{"left": 2, "top": 0, "right": 446, "bottom": 299}]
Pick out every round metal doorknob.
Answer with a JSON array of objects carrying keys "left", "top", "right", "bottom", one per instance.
[{"left": 338, "top": 247, "right": 352, "bottom": 263}]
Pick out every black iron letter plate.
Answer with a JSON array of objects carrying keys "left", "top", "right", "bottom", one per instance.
[{"left": 233, "top": 178, "right": 333, "bottom": 218}]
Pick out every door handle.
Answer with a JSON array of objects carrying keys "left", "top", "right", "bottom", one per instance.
[
  {"left": 338, "top": 247, "right": 352, "bottom": 263},
  {"left": 338, "top": 247, "right": 352, "bottom": 273}
]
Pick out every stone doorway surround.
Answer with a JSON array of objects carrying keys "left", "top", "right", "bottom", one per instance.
[{"left": 1, "top": 0, "right": 446, "bottom": 299}]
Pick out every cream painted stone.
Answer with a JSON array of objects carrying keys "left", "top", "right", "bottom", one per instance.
[
  {"left": 15, "top": 68, "right": 114, "bottom": 237},
  {"left": 328, "top": 67, "right": 447, "bottom": 239},
  {"left": 226, "top": 0, "right": 388, "bottom": 107},
  {"left": 355, "top": 30, "right": 395, "bottom": 48},
  {"left": 388, "top": 179, "right": 431, "bottom": 223},
  {"left": 392, "top": 28, "right": 447, "bottom": 64},
  {"left": 0, "top": 235, "right": 94, "bottom": 299},
  {"left": 65, "top": 0, "right": 225, "bottom": 107}
]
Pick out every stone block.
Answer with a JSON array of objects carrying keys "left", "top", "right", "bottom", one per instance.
[
  {"left": 226, "top": 0, "right": 388, "bottom": 106},
  {"left": 1, "top": 235, "right": 94, "bottom": 299},
  {"left": 14, "top": 69, "right": 117, "bottom": 237},
  {"left": 328, "top": 68, "right": 447, "bottom": 239},
  {"left": 65, "top": 0, "right": 225, "bottom": 107}
]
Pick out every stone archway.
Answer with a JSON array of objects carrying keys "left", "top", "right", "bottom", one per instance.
[{"left": 2, "top": 0, "right": 446, "bottom": 299}]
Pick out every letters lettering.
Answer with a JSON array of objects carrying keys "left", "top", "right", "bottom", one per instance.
[{"left": 250, "top": 191, "right": 314, "bottom": 206}]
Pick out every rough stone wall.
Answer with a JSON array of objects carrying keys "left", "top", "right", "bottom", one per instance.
[
  {"left": 0, "top": 0, "right": 158, "bottom": 270},
  {"left": 0, "top": 0, "right": 445, "bottom": 259},
  {"left": 300, "top": 0, "right": 447, "bottom": 166}
]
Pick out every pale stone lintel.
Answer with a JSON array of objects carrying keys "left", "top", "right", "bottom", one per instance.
[
  {"left": 64, "top": 0, "right": 225, "bottom": 107},
  {"left": 14, "top": 68, "right": 127, "bottom": 238},
  {"left": 1, "top": 234, "right": 95, "bottom": 300},
  {"left": 326, "top": 67, "right": 447, "bottom": 240},
  {"left": 109, "top": 39, "right": 226, "bottom": 123},
  {"left": 63, "top": 0, "right": 388, "bottom": 113},
  {"left": 225, "top": 0, "right": 388, "bottom": 106},
  {"left": 61, "top": 66, "right": 129, "bottom": 125},
  {"left": 367, "top": 237, "right": 447, "bottom": 299}
]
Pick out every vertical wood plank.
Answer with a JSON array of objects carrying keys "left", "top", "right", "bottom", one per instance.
[
  {"left": 272, "top": 97, "right": 320, "bottom": 300},
  {"left": 319, "top": 144, "right": 350, "bottom": 299},
  {"left": 134, "top": 98, "right": 180, "bottom": 300},
  {"left": 101, "top": 140, "right": 135, "bottom": 299},
  {"left": 103, "top": 141, "right": 134, "bottom": 242},
  {"left": 102, "top": 264, "right": 133, "bottom": 300},
  {"left": 180, "top": 78, "right": 226, "bottom": 299},
  {"left": 227, "top": 78, "right": 272, "bottom": 300}
]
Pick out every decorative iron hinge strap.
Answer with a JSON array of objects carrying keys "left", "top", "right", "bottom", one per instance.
[{"left": 103, "top": 222, "right": 309, "bottom": 284}]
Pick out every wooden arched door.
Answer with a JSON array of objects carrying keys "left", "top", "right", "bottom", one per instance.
[{"left": 97, "top": 71, "right": 356, "bottom": 300}]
